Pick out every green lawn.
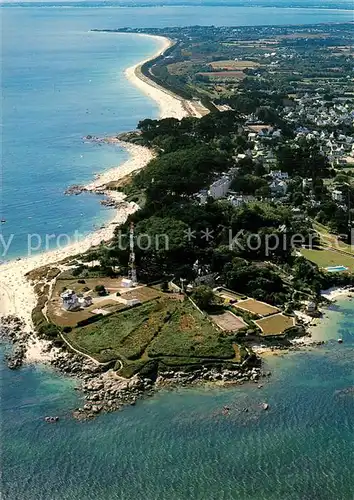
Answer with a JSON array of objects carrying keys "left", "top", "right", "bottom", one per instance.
[
  {"left": 300, "top": 248, "right": 354, "bottom": 272},
  {"left": 313, "top": 222, "right": 354, "bottom": 256}
]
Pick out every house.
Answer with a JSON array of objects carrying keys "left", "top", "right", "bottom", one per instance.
[
  {"left": 61, "top": 289, "right": 79, "bottom": 311},
  {"left": 208, "top": 176, "right": 232, "bottom": 199},
  {"left": 79, "top": 296, "right": 93, "bottom": 308},
  {"left": 302, "top": 178, "right": 312, "bottom": 189},
  {"left": 331, "top": 189, "right": 343, "bottom": 203},
  {"left": 269, "top": 170, "right": 289, "bottom": 181},
  {"left": 270, "top": 180, "right": 287, "bottom": 196},
  {"left": 229, "top": 194, "right": 256, "bottom": 207},
  {"left": 291, "top": 207, "right": 305, "bottom": 221},
  {"left": 196, "top": 189, "right": 208, "bottom": 205},
  {"left": 121, "top": 278, "right": 134, "bottom": 288},
  {"left": 307, "top": 301, "right": 317, "bottom": 313},
  {"left": 116, "top": 297, "right": 141, "bottom": 307}
]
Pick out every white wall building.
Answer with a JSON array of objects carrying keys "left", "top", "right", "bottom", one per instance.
[
  {"left": 61, "top": 290, "right": 79, "bottom": 311},
  {"left": 121, "top": 278, "right": 134, "bottom": 288},
  {"left": 229, "top": 194, "right": 256, "bottom": 207},
  {"left": 61, "top": 289, "right": 93, "bottom": 311},
  {"left": 208, "top": 176, "right": 232, "bottom": 199}
]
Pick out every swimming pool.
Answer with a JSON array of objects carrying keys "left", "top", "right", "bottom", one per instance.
[{"left": 325, "top": 265, "right": 349, "bottom": 272}]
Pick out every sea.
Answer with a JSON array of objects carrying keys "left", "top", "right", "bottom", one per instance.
[{"left": 1, "top": 4, "right": 354, "bottom": 500}]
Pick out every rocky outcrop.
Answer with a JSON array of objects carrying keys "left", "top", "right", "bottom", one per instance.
[
  {"left": 48, "top": 348, "right": 265, "bottom": 421},
  {"left": 0, "top": 316, "right": 29, "bottom": 369},
  {"left": 50, "top": 351, "right": 103, "bottom": 376},
  {"left": 64, "top": 185, "right": 87, "bottom": 196},
  {"left": 155, "top": 365, "right": 263, "bottom": 388},
  {"left": 73, "top": 374, "right": 154, "bottom": 421}
]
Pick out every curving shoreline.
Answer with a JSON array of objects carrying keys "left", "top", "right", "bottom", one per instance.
[{"left": 0, "top": 34, "right": 192, "bottom": 333}]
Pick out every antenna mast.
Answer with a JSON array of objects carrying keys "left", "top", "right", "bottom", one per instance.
[{"left": 129, "top": 222, "right": 138, "bottom": 286}]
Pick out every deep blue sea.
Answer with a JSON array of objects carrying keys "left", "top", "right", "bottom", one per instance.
[
  {"left": 1, "top": 5, "right": 354, "bottom": 499},
  {"left": 2, "top": 298, "right": 353, "bottom": 499}
]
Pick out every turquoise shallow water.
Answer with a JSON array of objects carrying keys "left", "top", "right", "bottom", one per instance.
[
  {"left": 2, "top": 298, "right": 354, "bottom": 500},
  {"left": 1, "top": 8, "right": 164, "bottom": 259}
]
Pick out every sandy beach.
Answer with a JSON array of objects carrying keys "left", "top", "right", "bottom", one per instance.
[
  {"left": 124, "top": 33, "right": 207, "bottom": 119},
  {"left": 320, "top": 286, "right": 354, "bottom": 301},
  {"left": 0, "top": 34, "right": 194, "bottom": 343}
]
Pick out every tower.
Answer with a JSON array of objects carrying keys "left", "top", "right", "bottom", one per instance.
[{"left": 128, "top": 222, "right": 138, "bottom": 286}]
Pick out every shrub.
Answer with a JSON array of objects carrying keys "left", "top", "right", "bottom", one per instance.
[
  {"left": 62, "top": 326, "right": 72, "bottom": 333},
  {"left": 38, "top": 323, "right": 60, "bottom": 339},
  {"left": 95, "top": 284, "right": 106, "bottom": 296},
  {"left": 72, "top": 266, "right": 84, "bottom": 277}
]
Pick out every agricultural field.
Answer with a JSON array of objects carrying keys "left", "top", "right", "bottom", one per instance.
[
  {"left": 209, "top": 60, "right": 260, "bottom": 70},
  {"left": 255, "top": 314, "right": 296, "bottom": 337},
  {"left": 300, "top": 248, "right": 354, "bottom": 273},
  {"left": 233, "top": 298, "right": 280, "bottom": 317},
  {"left": 210, "top": 311, "right": 247, "bottom": 332},
  {"left": 199, "top": 71, "right": 245, "bottom": 81},
  {"left": 65, "top": 299, "right": 175, "bottom": 363},
  {"left": 147, "top": 301, "right": 234, "bottom": 359},
  {"left": 64, "top": 298, "right": 241, "bottom": 376}
]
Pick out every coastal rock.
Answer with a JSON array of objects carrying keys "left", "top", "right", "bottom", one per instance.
[
  {"left": 64, "top": 185, "right": 86, "bottom": 196},
  {"left": 1, "top": 315, "right": 29, "bottom": 368}
]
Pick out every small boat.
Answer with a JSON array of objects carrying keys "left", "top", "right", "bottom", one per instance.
[
  {"left": 1, "top": 219, "right": 6, "bottom": 223},
  {"left": 338, "top": 338, "right": 343, "bottom": 344}
]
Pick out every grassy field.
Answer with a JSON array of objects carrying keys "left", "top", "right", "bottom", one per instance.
[
  {"left": 313, "top": 222, "right": 354, "bottom": 256},
  {"left": 65, "top": 300, "right": 173, "bottom": 363},
  {"left": 147, "top": 301, "right": 234, "bottom": 360},
  {"left": 300, "top": 248, "right": 354, "bottom": 272},
  {"left": 65, "top": 298, "right": 240, "bottom": 373},
  {"left": 233, "top": 299, "right": 280, "bottom": 317},
  {"left": 255, "top": 314, "right": 295, "bottom": 336}
]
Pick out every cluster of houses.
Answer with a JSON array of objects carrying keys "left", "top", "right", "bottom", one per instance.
[
  {"left": 61, "top": 289, "right": 93, "bottom": 312},
  {"left": 196, "top": 92, "right": 353, "bottom": 212},
  {"left": 60, "top": 278, "right": 142, "bottom": 313},
  {"left": 197, "top": 167, "right": 289, "bottom": 208},
  {"left": 284, "top": 95, "right": 354, "bottom": 131}
]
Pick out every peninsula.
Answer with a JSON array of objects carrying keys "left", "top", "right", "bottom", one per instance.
[{"left": 1, "top": 23, "right": 354, "bottom": 420}]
